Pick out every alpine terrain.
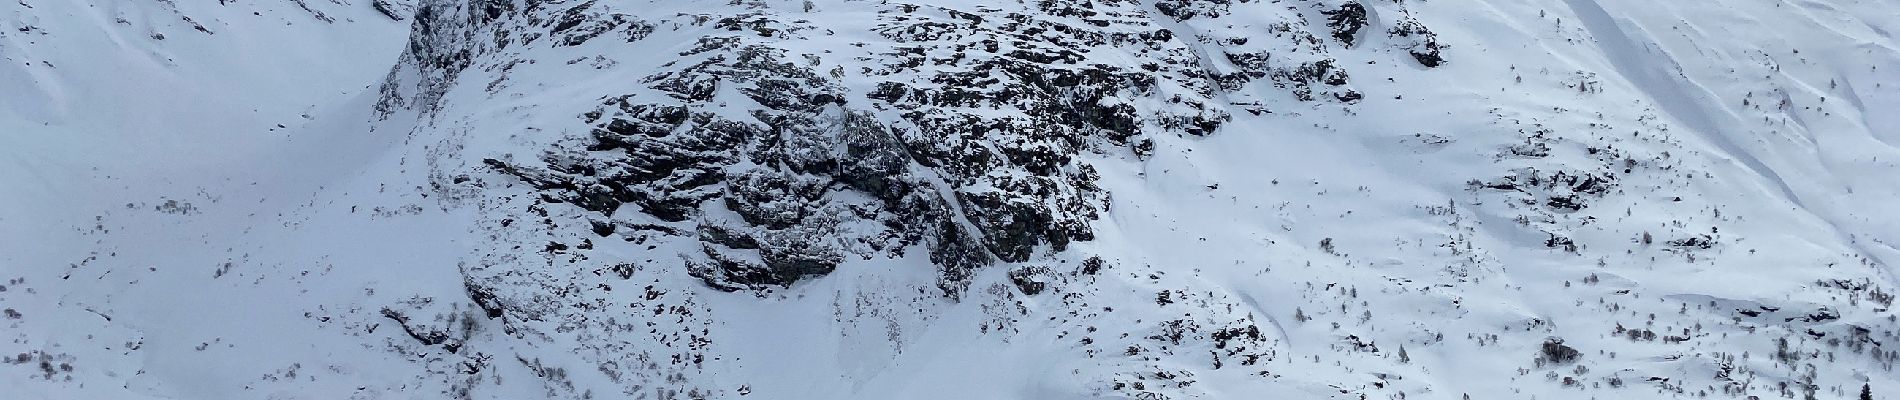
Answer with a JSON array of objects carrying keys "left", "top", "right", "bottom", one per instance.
[{"left": 4, "top": 0, "right": 1899, "bottom": 399}]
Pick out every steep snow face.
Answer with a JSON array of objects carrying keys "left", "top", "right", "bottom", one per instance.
[
  {"left": 1, "top": 0, "right": 415, "bottom": 270},
  {"left": 6, "top": 0, "right": 1900, "bottom": 399},
  {"left": 0, "top": 1, "right": 416, "bottom": 399}
]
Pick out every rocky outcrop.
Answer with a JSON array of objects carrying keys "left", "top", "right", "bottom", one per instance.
[
  {"left": 366, "top": 2, "right": 1447, "bottom": 395},
  {"left": 376, "top": 0, "right": 1447, "bottom": 298}
]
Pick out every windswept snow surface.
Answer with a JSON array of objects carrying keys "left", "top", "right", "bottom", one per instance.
[{"left": 4, "top": 1, "right": 1899, "bottom": 399}]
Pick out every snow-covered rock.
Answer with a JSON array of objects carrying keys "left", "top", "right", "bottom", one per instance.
[{"left": 4, "top": 0, "right": 1898, "bottom": 399}]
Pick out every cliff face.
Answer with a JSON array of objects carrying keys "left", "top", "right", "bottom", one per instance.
[{"left": 6, "top": 0, "right": 1900, "bottom": 399}]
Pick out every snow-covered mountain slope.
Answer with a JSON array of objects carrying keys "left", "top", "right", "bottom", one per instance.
[{"left": 4, "top": 0, "right": 1898, "bottom": 399}]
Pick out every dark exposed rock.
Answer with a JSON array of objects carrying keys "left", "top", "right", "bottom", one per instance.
[
  {"left": 1537, "top": 338, "right": 1582, "bottom": 365},
  {"left": 588, "top": 219, "right": 614, "bottom": 237},
  {"left": 1544, "top": 232, "right": 1578, "bottom": 252},
  {"left": 1153, "top": 0, "right": 1232, "bottom": 21},
  {"left": 1079, "top": 256, "right": 1106, "bottom": 275},
  {"left": 1323, "top": 3, "right": 1368, "bottom": 48},
  {"left": 1667, "top": 234, "right": 1716, "bottom": 249},
  {"left": 381, "top": 308, "right": 459, "bottom": 352},
  {"left": 372, "top": 0, "right": 415, "bottom": 21},
  {"left": 544, "top": 2, "right": 653, "bottom": 47},
  {"left": 1388, "top": 15, "right": 1445, "bottom": 67},
  {"left": 464, "top": 280, "right": 505, "bottom": 319},
  {"left": 1546, "top": 195, "right": 1584, "bottom": 212},
  {"left": 1008, "top": 266, "right": 1052, "bottom": 295}
]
